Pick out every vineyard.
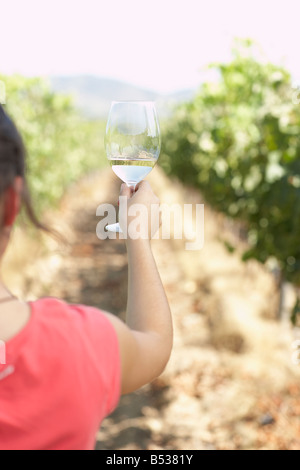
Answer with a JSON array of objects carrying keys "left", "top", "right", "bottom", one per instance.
[
  {"left": 3, "top": 166, "right": 300, "bottom": 450},
  {"left": 1, "top": 40, "right": 300, "bottom": 449},
  {"left": 160, "top": 40, "right": 300, "bottom": 319}
]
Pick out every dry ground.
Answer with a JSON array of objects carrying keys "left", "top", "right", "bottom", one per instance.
[{"left": 3, "top": 166, "right": 300, "bottom": 450}]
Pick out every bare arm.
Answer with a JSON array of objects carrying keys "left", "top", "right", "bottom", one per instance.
[{"left": 103, "top": 182, "right": 173, "bottom": 395}]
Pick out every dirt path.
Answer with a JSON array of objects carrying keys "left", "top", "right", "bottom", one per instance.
[{"left": 3, "top": 167, "right": 300, "bottom": 450}]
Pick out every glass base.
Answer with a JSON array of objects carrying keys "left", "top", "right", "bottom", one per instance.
[{"left": 106, "top": 222, "right": 123, "bottom": 233}]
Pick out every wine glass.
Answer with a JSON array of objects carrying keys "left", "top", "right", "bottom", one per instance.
[{"left": 105, "top": 101, "right": 161, "bottom": 232}]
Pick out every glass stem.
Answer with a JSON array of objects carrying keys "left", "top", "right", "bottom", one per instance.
[{"left": 127, "top": 182, "right": 138, "bottom": 192}]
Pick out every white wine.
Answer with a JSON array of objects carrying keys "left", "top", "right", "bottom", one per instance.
[
  {"left": 109, "top": 158, "right": 156, "bottom": 186},
  {"left": 105, "top": 101, "right": 160, "bottom": 233}
]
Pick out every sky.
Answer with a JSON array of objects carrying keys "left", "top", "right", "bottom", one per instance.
[{"left": 1, "top": 0, "right": 300, "bottom": 94}]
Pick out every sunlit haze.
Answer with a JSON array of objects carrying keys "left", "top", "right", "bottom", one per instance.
[{"left": 1, "top": 0, "right": 300, "bottom": 94}]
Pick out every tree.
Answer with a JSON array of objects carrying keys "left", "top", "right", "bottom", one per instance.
[
  {"left": 0, "top": 74, "right": 106, "bottom": 214},
  {"left": 160, "top": 40, "right": 300, "bottom": 321}
]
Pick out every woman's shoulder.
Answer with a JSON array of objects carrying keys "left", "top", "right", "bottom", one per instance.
[
  {"left": 30, "top": 296, "right": 114, "bottom": 333},
  {"left": 31, "top": 296, "right": 92, "bottom": 317},
  {"left": 30, "top": 296, "right": 69, "bottom": 310}
]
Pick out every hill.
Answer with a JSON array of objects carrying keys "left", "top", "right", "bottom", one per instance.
[{"left": 50, "top": 75, "right": 195, "bottom": 119}]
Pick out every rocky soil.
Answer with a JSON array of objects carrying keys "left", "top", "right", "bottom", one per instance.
[{"left": 3, "top": 166, "right": 300, "bottom": 450}]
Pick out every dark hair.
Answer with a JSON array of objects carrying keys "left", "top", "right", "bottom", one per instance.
[{"left": 0, "top": 104, "right": 53, "bottom": 234}]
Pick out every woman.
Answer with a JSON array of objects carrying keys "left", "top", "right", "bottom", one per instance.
[{"left": 0, "top": 104, "right": 173, "bottom": 450}]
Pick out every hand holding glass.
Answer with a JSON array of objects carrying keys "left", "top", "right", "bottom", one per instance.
[{"left": 105, "top": 101, "right": 161, "bottom": 233}]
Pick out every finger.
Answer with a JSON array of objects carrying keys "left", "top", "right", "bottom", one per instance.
[
  {"left": 119, "top": 183, "right": 131, "bottom": 199},
  {"left": 135, "top": 180, "right": 151, "bottom": 192}
]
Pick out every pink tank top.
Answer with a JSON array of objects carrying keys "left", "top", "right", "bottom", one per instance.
[{"left": 0, "top": 297, "right": 121, "bottom": 450}]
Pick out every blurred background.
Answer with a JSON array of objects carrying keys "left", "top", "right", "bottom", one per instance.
[{"left": 1, "top": 0, "right": 300, "bottom": 450}]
